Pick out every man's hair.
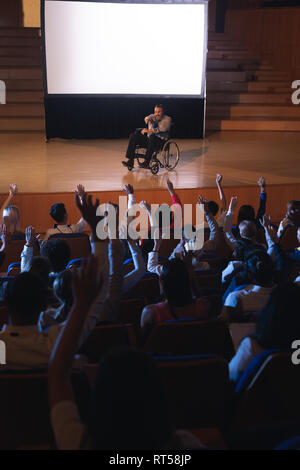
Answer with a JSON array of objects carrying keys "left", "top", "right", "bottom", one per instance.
[
  {"left": 154, "top": 104, "right": 164, "bottom": 110},
  {"left": 28, "top": 256, "right": 51, "bottom": 287},
  {"left": 40, "top": 239, "right": 71, "bottom": 273},
  {"left": 239, "top": 220, "right": 257, "bottom": 239},
  {"left": 4, "top": 272, "right": 48, "bottom": 322},
  {"left": 49, "top": 203, "right": 67, "bottom": 224},
  {"left": 207, "top": 201, "right": 219, "bottom": 217},
  {"left": 246, "top": 250, "right": 274, "bottom": 286},
  {"left": 237, "top": 205, "right": 255, "bottom": 225}
]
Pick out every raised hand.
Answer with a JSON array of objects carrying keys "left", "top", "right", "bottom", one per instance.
[
  {"left": 197, "top": 194, "right": 210, "bottom": 213},
  {"left": 260, "top": 214, "right": 279, "bottom": 244},
  {"left": 9, "top": 184, "right": 18, "bottom": 196},
  {"left": 216, "top": 174, "right": 222, "bottom": 185},
  {"left": 75, "top": 184, "right": 86, "bottom": 200},
  {"left": 257, "top": 176, "right": 266, "bottom": 193},
  {"left": 122, "top": 184, "right": 134, "bottom": 195},
  {"left": 25, "top": 226, "right": 36, "bottom": 247},
  {"left": 75, "top": 192, "right": 102, "bottom": 239},
  {"left": 139, "top": 200, "right": 151, "bottom": 213},
  {"left": 228, "top": 196, "right": 238, "bottom": 213}
]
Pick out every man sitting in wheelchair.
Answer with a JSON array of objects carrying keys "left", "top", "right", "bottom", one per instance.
[{"left": 122, "top": 104, "right": 171, "bottom": 170}]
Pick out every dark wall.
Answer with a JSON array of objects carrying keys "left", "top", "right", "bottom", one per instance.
[
  {"left": 44, "top": 97, "right": 205, "bottom": 140},
  {"left": 0, "top": 0, "right": 23, "bottom": 27}
]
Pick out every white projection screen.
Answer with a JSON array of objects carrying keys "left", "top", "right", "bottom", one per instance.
[{"left": 44, "top": 0, "right": 208, "bottom": 97}]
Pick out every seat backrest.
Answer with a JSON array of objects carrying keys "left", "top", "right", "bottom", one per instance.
[
  {"left": 78, "top": 323, "right": 137, "bottom": 363},
  {"left": 125, "top": 275, "right": 161, "bottom": 305},
  {"left": 232, "top": 351, "right": 300, "bottom": 430},
  {"left": 0, "top": 304, "right": 9, "bottom": 328},
  {"left": 193, "top": 268, "right": 222, "bottom": 292},
  {"left": 0, "top": 240, "right": 25, "bottom": 273},
  {"left": 154, "top": 355, "right": 230, "bottom": 429},
  {"left": 159, "top": 239, "right": 180, "bottom": 259},
  {"left": 48, "top": 233, "right": 91, "bottom": 259},
  {"left": 0, "top": 369, "right": 90, "bottom": 449},
  {"left": 117, "top": 298, "right": 145, "bottom": 339},
  {"left": 142, "top": 318, "right": 235, "bottom": 360},
  {"left": 280, "top": 226, "right": 299, "bottom": 251}
]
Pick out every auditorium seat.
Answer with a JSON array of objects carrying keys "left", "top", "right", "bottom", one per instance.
[
  {"left": 125, "top": 274, "right": 161, "bottom": 305},
  {"left": 0, "top": 369, "right": 90, "bottom": 450},
  {"left": 193, "top": 268, "right": 222, "bottom": 292},
  {"left": 78, "top": 323, "right": 137, "bottom": 363},
  {"left": 142, "top": 318, "right": 235, "bottom": 361},
  {"left": 231, "top": 351, "right": 300, "bottom": 430},
  {"left": 280, "top": 226, "right": 299, "bottom": 251},
  {"left": 0, "top": 305, "right": 9, "bottom": 328},
  {"left": 117, "top": 298, "right": 145, "bottom": 339},
  {"left": 48, "top": 233, "right": 91, "bottom": 260},
  {"left": 154, "top": 354, "right": 231, "bottom": 429}
]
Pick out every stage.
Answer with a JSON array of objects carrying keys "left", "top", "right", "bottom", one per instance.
[{"left": 0, "top": 130, "right": 300, "bottom": 233}]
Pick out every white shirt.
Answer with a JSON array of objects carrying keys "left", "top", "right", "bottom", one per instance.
[
  {"left": 229, "top": 336, "right": 265, "bottom": 382},
  {"left": 1, "top": 242, "right": 110, "bottom": 369},
  {"left": 224, "top": 284, "right": 274, "bottom": 315},
  {"left": 44, "top": 219, "right": 87, "bottom": 242}
]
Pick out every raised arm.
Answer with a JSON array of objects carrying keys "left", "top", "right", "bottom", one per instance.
[
  {"left": 74, "top": 184, "right": 87, "bottom": 230},
  {"left": 216, "top": 174, "right": 227, "bottom": 214},
  {"left": 256, "top": 176, "right": 267, "bottom": 223},
  {"left": 48, "top": 256, "right": 102, "bottom": 409},
  {"left": 224, "top": 196, "right": 238, "bottom": 250},
  {"left": 21, "top": 226, "right": 35, "bottom": 272},
  {"left": 0, "top": 184, "right": 18, "bottom": 216},
  {"left": 198, "top": 194, "right": 220, "bottom": 253}
]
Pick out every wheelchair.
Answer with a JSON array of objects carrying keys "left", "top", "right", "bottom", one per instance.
[{"left": 126, "top": 136, "right": 180, "bottom": 175}]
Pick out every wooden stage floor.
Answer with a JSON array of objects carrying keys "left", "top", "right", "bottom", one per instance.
[{"left": 1, "top": 131, "right": 300, "bottom": 194}]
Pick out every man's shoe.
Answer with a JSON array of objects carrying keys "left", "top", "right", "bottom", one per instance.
[
  {"left": 138, "top": 161, "right": 150, "bottom": 169},
  {"left": 122, "top": 160, "right": 133, "bottom": 168}
]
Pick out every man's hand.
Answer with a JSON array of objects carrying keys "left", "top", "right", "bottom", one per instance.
[
  {"left": 260, "top": 214, "right": 279, "bottom": 245},
  {"left": 216, "top": 174, "right": 222, "bottom": 185},
  {"left": 76, "top": 184, "right": 86, "bottom": 200},
  {"left": 25, "top": 226, "right": 36, "bottom": 247},
  {"left": 228, "top": 196, "right": 238, "bottom": 213},
  {"left": 123, "top": 184, "right": 134, "bottom": 196},
  {"left": 141, "top": 128, "right": 148, "bottom": 135},
  {"left": 198, "top": 194, "right": 210, "bottom": 214},
  {"left": 75, "top": 192, "right": 103, "bottom": 240},
  {"left": 258, "top": 176, "right": 266, "bottom": 193},
  {"left": 144, "top": 116, "right": 150, "bottom": 125},
  {"left": 9, "top": 184, "right": 18, "bottom": 196},
  {"left": 139, "top": 200, "right": 151, "bottom": 213}
]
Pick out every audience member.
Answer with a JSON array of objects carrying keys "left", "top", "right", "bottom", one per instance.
[
  {"left": 229, "top": 283, "right": 300, "bottom": 381},
  {"left": 48, "top": 258, "right": 204, "bottom": 450},
  {"left": 43, "top": 184, "right": 87, "bottom": 241}
]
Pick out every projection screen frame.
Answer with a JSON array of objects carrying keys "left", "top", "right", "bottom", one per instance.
[
  {"left": 42, "top": 0, "right": 208, "bottom": 99},
  {"left": 41, "top": 0, "right": 208, "bottom": 140}
]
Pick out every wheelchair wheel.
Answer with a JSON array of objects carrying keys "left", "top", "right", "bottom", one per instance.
[
  {"left": 162, "top": 141, "right": 179, "bottom": 170},
  {"left": 150, "top": 161, "right": 159, "bottom": 175}
]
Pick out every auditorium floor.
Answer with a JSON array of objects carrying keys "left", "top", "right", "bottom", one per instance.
[{"left": 0, "top": 131, "right": 300, "bottom": 193}]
